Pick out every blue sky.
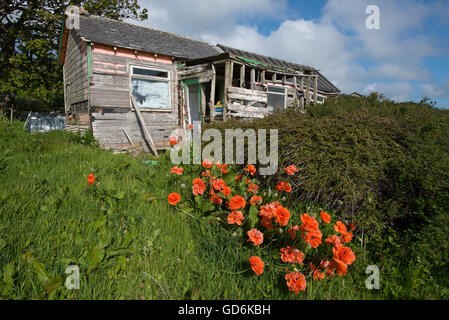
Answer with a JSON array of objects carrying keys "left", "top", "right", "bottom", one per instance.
[{"left": 132, "top": 0, "right": 449, "bottom": 108}]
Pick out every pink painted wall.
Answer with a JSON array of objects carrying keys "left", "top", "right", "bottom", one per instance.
[{"left": 91, "top": 43, "right": 173, "bottom": 64}]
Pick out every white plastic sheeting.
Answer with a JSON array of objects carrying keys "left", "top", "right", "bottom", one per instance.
[{"left": 24, "top": 112, "right": 66, "bottom": 132}]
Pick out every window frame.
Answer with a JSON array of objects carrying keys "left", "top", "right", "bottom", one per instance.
[
  {"left": 129, "top": 65, "right": 172, "bottom": 112},
  {"left": 266, "top": 84, "right": 287, "bottom": 111}
]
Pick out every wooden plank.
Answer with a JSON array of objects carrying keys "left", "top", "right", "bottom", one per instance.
[
  {"left": 240, "top": 64, "right": 245, "bottom": 88},
  {"left": 250, "top": 69, "right": 255, "bottom": 90},
  {"left": 177, "top": 63, "right": 210, "bottom": 76},
  {"left": 261, "top": 70, "right": 265, "bottom": 85},
  {"left": 299, "top": 76, "right": 304, "bottom": 109},
  {"left": 306, "top": 76, "right": 310, "bottom": 106},
  {"left": 210, "top": 64, "right": 216, "bottom": 123},
  {"left": 122, "top": 128, "right": 135, "bottom": 148},
  {"left": 201, "top": 83, "right": 206, "bottom": 122},
  {"left": 131, "top": 95, "right": 159, "bottom": 157},
  {"left": 224, "top": 60, "right": 232, "bottom": 120},
  {"left": 227, "top": 104, "right": 270, "bottom": 115}
]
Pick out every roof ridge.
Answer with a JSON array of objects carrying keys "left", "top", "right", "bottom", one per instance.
[{"left": 80, "top": 12, "right": 214, "bottom": 46}]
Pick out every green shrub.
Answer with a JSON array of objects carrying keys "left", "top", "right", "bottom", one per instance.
[{"left": 208, "top": 93, "right": 449, "bottom": 276}]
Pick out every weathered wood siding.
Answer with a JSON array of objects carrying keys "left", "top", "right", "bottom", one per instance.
[
  {"left": 63, "top": 30, "right": 89, "bottom": 118},
  {"left": 89, "top": 44, "right": 178, "bottom": 151}
]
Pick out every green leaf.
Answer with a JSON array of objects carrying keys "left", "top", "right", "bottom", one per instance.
[
  {"left": 248, "top": 205, "right": 259, "bottom": 228},
  {"left": 42, "top": 275, "right": 63, "bottom": 294},
  {"left": 86, "top": 242, "right": 105, "bottom": 272},
  {"left": 2, "top": 262, "right": 15, "bottom": 285},
  {"left": 115, "top": 191, "right": 126, "bottom": 200},
  {"left": 121, "top": 231, "right": 133, "bottom": 248}
]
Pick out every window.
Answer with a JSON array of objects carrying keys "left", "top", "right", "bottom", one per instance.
[
  {"left": 267, "top": 85, "right": 287, "bottom": 111},
  {"left": 131, "top": 66, "right": 171, "bottom": 110}
]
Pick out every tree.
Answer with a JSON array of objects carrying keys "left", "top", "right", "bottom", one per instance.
[{"left": 0, "top": 1, "right": 148, "bottom": 111}]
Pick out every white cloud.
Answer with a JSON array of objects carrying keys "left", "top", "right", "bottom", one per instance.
[
  {"left": 133, "top": 0, "right": 288, "bottom": 38},
  {"left": 363, "top": 81, "right": 414, "bottom": 101},
  {"left": 420, "top": 79, "right": 449, "bottom": 97},
  {"left": 128, "top": 0, "right": 448, "bottom": 102}
]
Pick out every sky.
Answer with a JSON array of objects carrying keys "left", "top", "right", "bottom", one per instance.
[{"left": 128, "top": 0, "right": 449, "bottom": 108}]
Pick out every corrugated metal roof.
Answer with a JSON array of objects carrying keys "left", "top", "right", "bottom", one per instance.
[{"left": 217, "top": 44, "right": 314, "bottom": 72}]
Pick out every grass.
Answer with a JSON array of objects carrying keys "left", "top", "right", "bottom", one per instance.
[{"left": 0, "top": 118, "right": 446, "bottom": 299}]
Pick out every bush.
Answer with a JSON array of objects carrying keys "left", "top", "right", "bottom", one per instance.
[{"left": 207, "top": 93, "right": 449, "bottom": 276}]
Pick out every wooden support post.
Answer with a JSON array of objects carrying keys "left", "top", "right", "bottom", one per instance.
[
  {"left": 210, "top": 64, "right": 216, "bottom": 122},
  {"left": 306, "top": 75, "right": 310, "bottom": 106},
  {"left": 282, "top": 75, "right": 286, "bottom": 85},
  {"left": 230, "top": 62, "right": 234, "bottom": 87},
  {"left": 240, "top": 64, "right": 245, "bottom": 88},
  {"left": 272, "top": 73, "right": 276, "bottom": 83},
  {"left": 250, "top": 69, "right": 255, "bottom": 90},
  {"left": 261, "top": 70, "right": 265, "bottom": 85},
  {"left": 224, "top": 60, "right": 231, "bottom": 120},
  {"left": 299, "top": 76, "right": 305, "bottom": 109},
  {"left": 130, "top": 95, "right": 159, "bottom": 157},
  {"left": 201, "top": 84, "right": 206, "bottom": 122},
  {"left": 314, "top": 75, "right": 318, "bottom": 106},
  {"left": 293, "top": 76, "right": 298, "bottom": 107},
  {"left": 122, "top": 127, "right": 135, "bottom": 149}
]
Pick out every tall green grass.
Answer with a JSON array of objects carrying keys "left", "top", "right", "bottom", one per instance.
[{"left": 0, "top": 117, "right": 446, "bottom": 299}]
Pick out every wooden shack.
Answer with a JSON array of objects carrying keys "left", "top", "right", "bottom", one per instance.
[{"left": 58, "top": 9, "right": 340, "bottom": 154}]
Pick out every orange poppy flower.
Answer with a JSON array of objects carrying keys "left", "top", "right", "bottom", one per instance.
[
  {"left": 334, "top": 221, "right": 348, "bottom": 234},
  {"left": 248, "top": 183, "right": 259, "bottom": 194},
  {"left": 303, "top": 228, "right": 322, "bottom": 248},
  {"left": 330, "top": 257, "right": 348, "bottom": 276},
  {"left": 247, "top": 228, "right": 263, "bottom": 246},
  {"left": 170, "top": 166, "right": 184, "bottom": 175},
  {"left": 260, "top": 216, "right": 275, "bottom": 230},
  {"left": 202, "top": 169, "right": 212, "bottom": 178},
  {"left": 167, "top": 192, "right": 181, "bottom": 205},
  {"left": 300, "top": 213, "right": 319, "bottom": 232},
  {"left": 275, "top": 181, "right": 292, "bottom": 193},
  {"left": 227, "top": 211, "right": 244, "bottom": 225},
  {"left": 221, "top": 185, "right": 231, "bottom": 197},
  {"left": 244, "top": 164, "right": 257, "bottom": 176},
  {"left": 333, "top": 245, "right": 356, "bottom": 265},
  {"left": 340, "top": 231, "right": 353, "bottom": 243},
  {"left": 212, "top": 178, "right": 227, "bottom": 191},
  {"left": 284, "top": 165, "right": 298, "bottom": 176},
  {"left": 192, "top": 178, "right": 206, "bottom": 196},
  {"left": 325, "top": 235, "right": 342, "bottom": 246},
  {"left": 229, "top": 195, "right": 246, "bottom": 211},
  {"left": 280, "top": 246, "right": 304, "bottom": 264},
  {"left": 320, "top": 211, "right": 331, "bottom": 224},
  {"left": 210, "top": 193, "right": 223, "bottom": 205},
  {"left": 216, "top": 163, "right": 228, "bottom": 174},
  {"left": 259, "top": 202, "right": 282, "bottom": 219},
  {"left": 249, "top": 256, "right": 264, "bottom": 276},
  {"left": 285, "top": 272, "right": 307, "bottom": 294},
  {"left": 250, "top": 195, "right": 262, "bottom": 206},
  {"left": 313, "top": 270, "right": 325, "bottom": 280},
  {"left": 169, "top": 136, "right": 178, "bottom": 146},
  {"left": 87, "top": 174, "right": 95, "bottom": 186},
  {"left": 235, "top": 174, "right": 243, "bottom": 182},
  {"left": 202, "top": 158, "right": 213, "bottom": 169},
  {"left": 274, "top": 206, "right": 291, "bottom": 226},
  {"left": 187, "top": 124, "right": 194, "bottom": 130}
]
